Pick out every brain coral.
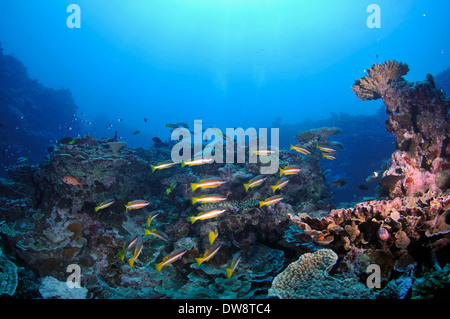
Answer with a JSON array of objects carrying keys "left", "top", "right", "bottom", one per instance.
[
  {"left": 268, "top": 249, "right": 338, "bottom": 299},
  {"left": 352, "top": 60, "right": 409, "bottom": 101}
]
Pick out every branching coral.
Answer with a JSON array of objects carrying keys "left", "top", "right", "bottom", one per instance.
[{"left": 351, "top": 60, "right": 409, "bottom": 101}]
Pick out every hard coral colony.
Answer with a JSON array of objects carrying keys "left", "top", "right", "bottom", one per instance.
[{"left": 0, "top": 60, "right": 449, "bottom": 300}]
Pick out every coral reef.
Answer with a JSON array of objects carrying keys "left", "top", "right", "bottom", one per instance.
[
  {"left": 39, "top": 276, "right": 88, "bottom": 299},
  {"left": 0, "top": 129, "right": 332, "bottom": 298},
  {"left": 353, "top": 60, "right": 450, "bottom": 198},
  {"left": 0, "top": 253, "right": 18, "bottom": 296},
  {"left": 268, "top": 248, "right": 374, "bottom": 299},
  {"left": 351, "top": 60, "right": 409, "bottom": 101},
  {"left": 0, "top": 42, "right": 80, "bottom": 172}
]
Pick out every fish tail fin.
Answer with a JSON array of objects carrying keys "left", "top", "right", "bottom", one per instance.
[
  {"left": 181, "top": 161, "right": 186, "bottom": 168},
  {"left": 316, "top": 141, "right": 320, "bottom": 149},
  {"left": 156, "top": 262, "right": 163, "bottom": 273},
  {"left": 259, "top": 201, "right": 265, "bottom": 208},
  {"left": 243, "top": 183, "right": 250, "bottom": 192},
  {"left": 165, "top": 188, "right": 171, "bottom": 195},
  {"left": 290, "top": 144, "right": 294, "bottom": 150},
  {"left": 150, "top": 164, "right": 156, "bottom": 173},
  {"left": 192, "top": 197, "right": 198, "bottom": 205},
  {"left": 190, "top": 183, "right": 198, "bottom": 191},
  {"left": 226, "top": 268, "right": 233, "bottom": 279},
  {"left": 195, "top": 257, "right": 204, "bottom": 266},
  {"left": 124, "top": 205, "right": 129, "bottom": 213},
  {"left": 128, "top": 258, "right": 135, "bottom": 269},
  {"left": 95, "top": 206, "right": 100, "bottom": 213},
  {"left": 189, "top": 216, "right": 196, "bottom": 224},
  {"left": 279, "top": 168, "right": 284, "bottom": 177},
  {"left": 144, "top": 229, "right": 151, "bottom": 236},
  {"left": 270, "top": 185, "right": 277, "bottom": 193},
  {"left": 118, "top": 251, "right": 124, "bottom": 261}
]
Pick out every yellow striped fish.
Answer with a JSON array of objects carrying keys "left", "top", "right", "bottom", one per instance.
[
  {"left": 316, "top": 142, "right": 337, "bottom": 153},
  {"left": 279, "top": 165, "right": 301, "bottom": 177},
  {"left": 270, "top": 177, "right": 289, "bottom": 193},
  {"left": 290, "top": 144, "right": 311, "bottom": 155},
  {"left": 125, "top": 200, "right": 150, "bottom": 212},
  {"left": 150, "top": 160, "right": 178, "bottom": 173},
  {"left": 259, "top": 195, "right": 284, "bottom": 208},
  {"left": 322, "top": 153, "right": 336, "bottom": 160},
  {"left": 243, "top": 175, "right": 267, "bottom": 192},
  {"left": 156, "top": 248, "right": 188, "bottom": 273},
  {"left": 144, "top": 229, "right": 169, "bottom": 242},
  {"left": 181, "top": 157, "right": 214, "bottom": 167},
  {"left": 226, "top": 252, "right": 241, "bottom": 279},
  {"left": 191, "top": 194, "right": 227, "bottom": 205},
  {"left": 95, "top": 199, "right": 115, "bottom": 212},
  {"left": 195, "top": 242, "right": 222, "bottom": 266},
  {"left": 191, "top": 178, "right": 226, "bottom": 191},
  {"left": 209, "top": 226, "right": 218, "bottom": 245},
  {"left": 189, "top": 209, "right": 227, "bottom": 224}
]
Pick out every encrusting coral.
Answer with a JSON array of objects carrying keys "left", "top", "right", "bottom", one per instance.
[{"left": 268, "top": 248, "right": 374, "bottom": 299}]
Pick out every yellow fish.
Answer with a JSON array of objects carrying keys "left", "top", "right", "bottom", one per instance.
[
  {"left": 181, "top": 158, "right": 214, "bottom": 167},
  {"left": 191, "top": 178, "right": 226, "bottom": 192},
  {"left": 191, "top": 194, "right": 227, "bottom": 205},
  {"left": 279, "top": 165, "right": 301, "bottom": 177},
  {"left": 156, "top": 248, "right": 188, "bottom": 273},
  {"left": 165, "top": 181, "right": 177, "bottom": 195},
  {"left": 125, "top": 200, "right": 150, "bottom": 212},
  {"left": 259, "top": 195, "right": 284, "bottom": 208},
  {"left": 270, "top": 177, "right": 289, "bottom": 193},
  {"left": 195, "top": 242, "right": 222, "bottom": 266},
  {"left": 243, "top": 175, "right": 267, "bottom": 192},
  {"left": 147, "top": 211, "right": 160, "bottom": 228},
  {"left": 189, "top": 209, "right": 227, "bottom": 224},
  {"left": 150, "top": 160, "right": 178, "bottom": 173},
  {"left": 144, "top": 229, "right": 169, "bottom": 242},
  {"left": 209, "top": 226, "right": 218, "bottom": 245},
  {"left": 316, "top": 142, "right": 337, "bottom": 153},
  {"left": 95, "top": 199, "right": 115, "bottom": 212},
  {"left": 128, "top": 236, "right": 143, "bottom": 269},
  {"left": 322, "top": 153, "right": 336, "bottom": 160},
  {"left": 118, "top": 235, "right": 143, "bottom": 269},
  {"left": 226, "top": 252, "right": 241, "bottom": 279},
  {"left": 250, "top": 149, "right": 276, "bottom": 156},
  {"left": 290, "top": 144, "right": 311, "bottom": 155}
]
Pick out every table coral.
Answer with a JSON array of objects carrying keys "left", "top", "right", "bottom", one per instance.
[{"left": 351, "top": 60, "right": 409, "bottom": 101}]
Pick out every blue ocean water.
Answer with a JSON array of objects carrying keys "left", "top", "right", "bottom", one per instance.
[
  {"left": 1, "top": 1, "right": 448, "bottom": 135},
  {"left": 1, "top": 1, "right": 450, "bottom": 301}
]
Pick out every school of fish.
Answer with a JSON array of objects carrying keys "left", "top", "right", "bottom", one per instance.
[{"left": 61, "top": 131, "right": 339, "bottom": 279}]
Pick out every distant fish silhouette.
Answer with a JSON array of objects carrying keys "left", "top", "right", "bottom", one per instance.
[
  {"left": 132, "top": 130, "right": 140, "bottom": 136},
  {"left": 358, "top": 184, "right": 369, "bottom": 191},
  {"left": 152, "top": 137, "right": 162, "bottom": 144},
  {"left": 329, "top": 179, "right": 346, "bottom": 188}
]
